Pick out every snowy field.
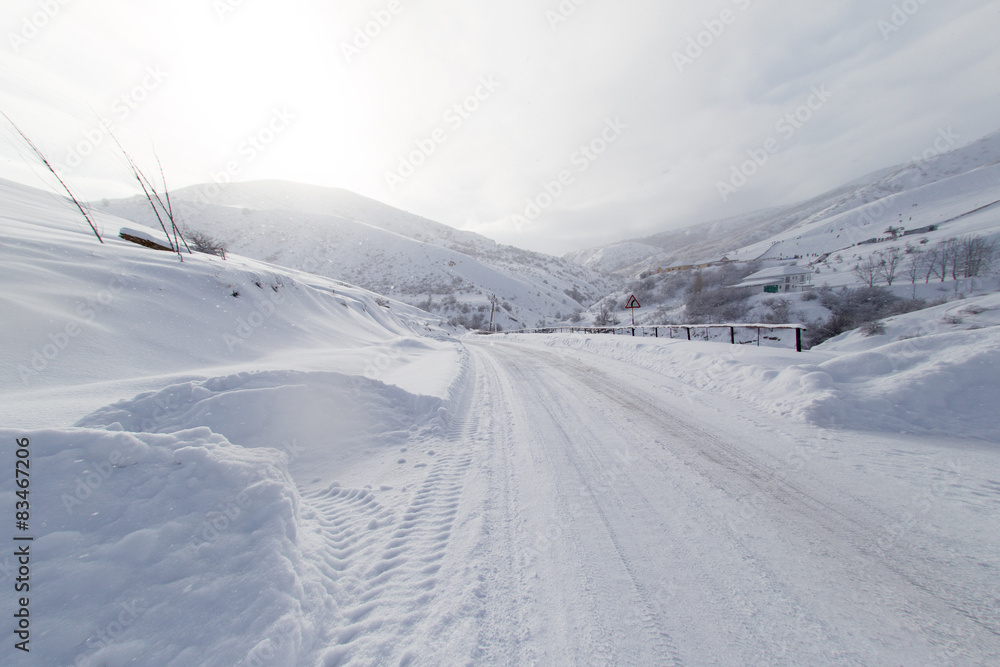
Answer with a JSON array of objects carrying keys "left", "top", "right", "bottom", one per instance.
[{"left": 2, "top": 179, "right": 1000, "bottom": 664}]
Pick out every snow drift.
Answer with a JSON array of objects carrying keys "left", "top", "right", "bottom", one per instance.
[{"left": 505, "top": 292, "right": 1000, "bottom": 443}]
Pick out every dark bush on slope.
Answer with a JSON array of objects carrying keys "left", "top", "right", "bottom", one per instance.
[
  {"left": 685, "top": 287, "right": 753, "bottom": 323},
  {"left": 806, "top": 286, "right": 925, "bottom": 347}
]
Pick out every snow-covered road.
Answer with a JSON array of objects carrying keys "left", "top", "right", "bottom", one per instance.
[
  {"left": 8, "top": 335, "right": 1000, "bottom": 666},
  {"left": 368, "top": 336, "right": 1000, "bottom": 665}
]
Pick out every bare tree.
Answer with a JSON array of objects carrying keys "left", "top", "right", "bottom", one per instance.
[
  {"left": 877, "top": 247, "right": 903, "bottom": 286},
  {"left": 923, "top": 247, "right": 940, "bottom": 283},
  {"left": 928, "top": 240, "right": 954, "bottom": 283},
  {"left": 853, "top": 254, "right": 881, "bottom": 287},
  {"left": 942, "top": 238, "right": 961, "bottom": 281},
  {"left": 959, "top": 235, "right": 997, "bottom": 279},
  {"left": 690, "top": 270, "right": 704, "bottom": 295},
  {"left": 902, "top": 249, "right": 925, "bottom": 299},
  {"left": 595, "top": 300, "right": 614, "bottom": 326},
  {"left": 594, "top": 299, "right": 620, "bottom": 326},
  {"left": 2, "top": 112, "right": 103, "bottom": 243}
]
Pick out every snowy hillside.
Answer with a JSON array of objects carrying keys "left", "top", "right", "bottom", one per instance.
[
  {"left": 100, "top": 181, "right": 615, "bottom": 330},
  {"left": 561, "top": 130, "right": 1000, "bottom": 333},
  {"left": 569, "top": 130, "right": 1000, "bottom": 277},
  {"left": 0, "top": 177, "right": 456, "bottom": 427},
  {"left": 565, "top": 207, "right": 789, "bottom": 276}
]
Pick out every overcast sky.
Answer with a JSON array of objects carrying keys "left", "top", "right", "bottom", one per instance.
[{"left": 2, "top": 0, "right": 998, "bottom": 255}]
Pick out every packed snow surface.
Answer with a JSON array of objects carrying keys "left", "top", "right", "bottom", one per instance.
[{"left": 2, "top": 178, "right": 1000, "bottom": 665}]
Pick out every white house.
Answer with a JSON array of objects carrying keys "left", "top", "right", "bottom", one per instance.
[{"left": 735, "top": 265, "right": 813, "bottom": 294}]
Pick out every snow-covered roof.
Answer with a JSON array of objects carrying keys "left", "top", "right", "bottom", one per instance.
[{"left": 741, "top": 265, "right": 813, "bottom": 283}]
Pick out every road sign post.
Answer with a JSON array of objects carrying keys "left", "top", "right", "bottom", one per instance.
[{"left": 624, "top": 294, "right": 641, "bottom": 330}]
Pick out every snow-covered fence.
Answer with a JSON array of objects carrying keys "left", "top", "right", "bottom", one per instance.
[{"left": 500, "top": 323, "right": 808, "bottom": 352}]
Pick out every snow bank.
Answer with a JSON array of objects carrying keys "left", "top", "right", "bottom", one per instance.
[
  {"left": 75, "top": 369, "right": 450, "bottom": 481},
  {"left": 1, "top": 363, "right": 460, "bottom": 665},
  {"left": 1, "top": 426, "right": 314, "bottom": 666},
  {"left": 504, "top": 295, "right": 1000, "bottom": 442},
  {"left": 811, "top": 328, "right": 999, "bottom": 437}
]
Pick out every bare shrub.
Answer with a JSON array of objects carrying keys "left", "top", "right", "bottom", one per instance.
[
  {"left": 685, "top": 287, "right": 752, "bottom": 323},
  {"left": 188, "top": 231, "right": 227, "bottom": 258},
  {"left": 806, "top": 286, "right": 925, "bottom": 347},
  {"left": 860, "top": 320, "right": 886, "bottom": 336}
]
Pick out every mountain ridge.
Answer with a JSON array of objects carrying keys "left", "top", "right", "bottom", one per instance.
[
  {"left": 100, "top": 180, "right": 616, "bottom": 330},
  {"left": 567, "top": 128, "right": 1000, "bottom": 277}
]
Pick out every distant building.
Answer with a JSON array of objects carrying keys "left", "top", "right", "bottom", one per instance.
[
  {"left": 655, "top": 257, "right": 733, "bottom": 274},
  {"left": 657, "top": 263, "right": 694, "bottom": 274},
  {"left": 735, "top": 265, "right": 813, "bottom": 294}
]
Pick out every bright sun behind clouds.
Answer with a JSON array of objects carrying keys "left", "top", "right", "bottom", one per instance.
[
  {"left": 2, "top": 0, "right": 388, "bottom": 198},
  {"left": 2, "top": 0, "right": 999, "bottom": 254}
]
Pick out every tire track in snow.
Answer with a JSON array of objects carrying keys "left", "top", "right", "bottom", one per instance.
[
  {"left": 302, "top": 485, "right": 398, "bottom": 602},
  {"left": 475, "top": 341, "right": 686, "bottom": 665},
  {"left": 301, "top": 370, "right": 478, "bottom": 665},
  {"left": 384, "top": 344, "right": 538, "bottom": 665}
]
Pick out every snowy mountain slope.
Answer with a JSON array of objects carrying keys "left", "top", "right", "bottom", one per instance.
[
  {"left": 0, "top": 177, "right": 456, "bottom": 427},
  {"left": 565, "top": 206, "right": 790, "bottom": 276},
  {"left": 569, "top": 129, "right": 1000, "bottom": 277},
  {"left": 100, "top": 181, "right": 616, "bottom": 329},
  {"left": 744, "top": 162, "right": 1000, "bottom": 262},
  {"left": 562, "top": 240, "right": 667, "bottom": 275}
]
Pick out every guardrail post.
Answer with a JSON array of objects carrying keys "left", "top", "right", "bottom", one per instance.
[
  {"left": 796, "top": 327, "right": 803, "bottom": 353},
  {"left": 730, "top": 326, "right": 735, "bottom": 345}
]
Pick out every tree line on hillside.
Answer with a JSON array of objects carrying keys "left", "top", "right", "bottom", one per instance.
[
  {"left": 593, "top": 241, "right": 999, "bottom": 348},
  {"left": 853, "top": 235, "right": 997, "bottom": 295}
]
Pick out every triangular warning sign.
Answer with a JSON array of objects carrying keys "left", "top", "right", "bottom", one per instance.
[{"left": 625, "top": 295, "right": 640, "bottom": 309}]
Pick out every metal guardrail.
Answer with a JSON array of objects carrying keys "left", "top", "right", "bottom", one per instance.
[{"left": 499, "top": 323, "right": 808, "bottom": 352}]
